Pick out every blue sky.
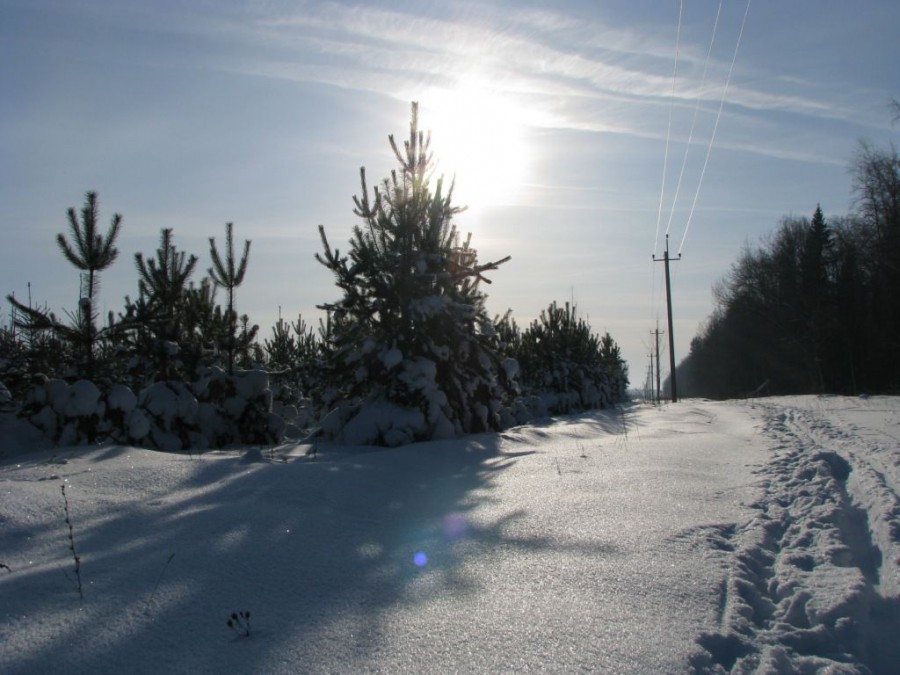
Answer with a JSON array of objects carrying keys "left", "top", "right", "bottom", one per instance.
[{"left": 2, "top": 0, "right": 898, "bottom": 385}]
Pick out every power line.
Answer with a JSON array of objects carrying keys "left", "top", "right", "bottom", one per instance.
[
  {"left": 664, "top": 0, "right": 723, "bottom": 240},
  {"left": 649, "top": 1, "right": 750, "bottom": 399},
  {"left": 648, "top": 0, "right": 683, "bottom": 364},
  {"left": 654, "top": 0, "right": 684, "bottom": 254},
  {"left": 678, "top": 0, "right": 752, "bottom": 255}
]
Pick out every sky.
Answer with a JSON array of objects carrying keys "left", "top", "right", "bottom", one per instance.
[{"left": 2, "top": 0, "right": 899, "bottom": 388}]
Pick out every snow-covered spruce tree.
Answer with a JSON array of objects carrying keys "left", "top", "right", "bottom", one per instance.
[
  {"left": 316, "top": 102, "right": 514, "bottom": 446},
  {"left": 516, "top": 301, "right": 627, "bottom": 413}
]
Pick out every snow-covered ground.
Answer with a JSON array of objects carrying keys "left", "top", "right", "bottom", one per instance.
[{"left": 1, "top": 396, "right": 898, "bottom": 674}]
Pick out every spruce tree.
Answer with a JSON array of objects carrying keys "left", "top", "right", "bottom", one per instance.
[
  {"left": 316, "top": 102, "right": 513, "bottom": 444},
  {"left": 800, "top": 205, "right": 834, "bottom": 391}
]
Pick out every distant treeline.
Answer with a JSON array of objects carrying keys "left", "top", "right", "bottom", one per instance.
[{"left": 677, "top": 141, "right": 900, "bottom": 399}]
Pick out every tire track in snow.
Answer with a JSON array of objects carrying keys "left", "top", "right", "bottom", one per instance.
[{"left": 690, "top": 402, "right": 900, "bottom": 674}]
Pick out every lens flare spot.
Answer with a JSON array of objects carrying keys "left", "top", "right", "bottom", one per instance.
[
  {"left": 413, "top": 551, "right": 428, "bottom": 567},
  {"left": 442, "top": 513, "right": 468, "bottom": 540}
]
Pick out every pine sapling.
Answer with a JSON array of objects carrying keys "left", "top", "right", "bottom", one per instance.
[
  {"left": 60, "top": 484, "right": 83, "bottom": 600},
  {"left": 227, "top": 610, "right": 251, "bottom": 637}
]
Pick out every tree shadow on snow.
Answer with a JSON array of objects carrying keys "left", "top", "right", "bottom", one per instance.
[{"left": 0, "top": 424, "right": 619, "bottom": 674}]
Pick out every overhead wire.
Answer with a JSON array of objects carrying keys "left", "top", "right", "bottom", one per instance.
[
  {"left": 649, "top": 0, "right": 751, "bottom": 391},
  {"left": 664, "top": 0, "right": 723, "bottom": 239},
  {"left": 678, "top": 0, "right": 752, "bottom": 255},
  {"left": 653, "top": 0, "right": 684, "bottom": 257},
  {"left": 648, "top": 0, "right": 684, "bottom": 359}
]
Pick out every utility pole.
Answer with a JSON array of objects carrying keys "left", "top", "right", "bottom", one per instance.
[
  {"left": 653, "top": 234, "right": 681, "bottom": 402},
  {"left": 651, "top": 323, "right": 664, "bottom": 403}
]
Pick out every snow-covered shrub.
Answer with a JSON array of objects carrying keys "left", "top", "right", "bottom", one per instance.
[
  {"left": 17, "top": 369, "right": 283, "bottom": 451},
  {"left": 324, "top": 399, "right": 428, "bottom": 447},
  {"left": 189, "top": 367, "right": 279, "bottom": 447},
  {"left": 0, "top": 380, "right": 14, "bottom": 413},
  {"left": 315, "top": 103, "right": 516, "bottom": 445},
  {"left": 138, "top": 381, "right": 198, "bottom": 450},
  {"left": 106, "top": 383, "right": 137, "bottom": 413},
  {"left": 20, "top": 378, "right": 104, "bottom": 444},
  {"left": 0, "top": 324, "right": 33, "bottom": 403}
]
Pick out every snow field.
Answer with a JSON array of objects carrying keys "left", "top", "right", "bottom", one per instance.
[{"left": 0, "top": 397, "right": 897, "bottom": 674}]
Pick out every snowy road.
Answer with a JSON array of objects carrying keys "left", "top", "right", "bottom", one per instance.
[{"left": 1, "top": 397, "right": 898, "bottom": 673}]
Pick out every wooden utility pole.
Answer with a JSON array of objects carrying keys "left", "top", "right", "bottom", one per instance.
[
  {"left": 651, "top": 323, "right": 664, "bottom": 403},
  {"left": 653, "top": 235, "right": 681, "bottom": 402}
]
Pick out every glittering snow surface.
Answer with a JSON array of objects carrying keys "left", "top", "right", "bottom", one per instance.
[{"left": 1, "top": 396, "right": 898, "bottom": 674}]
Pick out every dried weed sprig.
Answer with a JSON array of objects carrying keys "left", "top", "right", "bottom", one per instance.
[
  {"left": 60, "top": 484, "right": 83, "bottom": 600},
  {"left": 227, "top": 610, "right": 251, "bottom": 637}
]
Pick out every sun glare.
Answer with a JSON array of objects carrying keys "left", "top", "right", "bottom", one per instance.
[{"left": 421, "top": 79, "right": 531, "bottom": 211}]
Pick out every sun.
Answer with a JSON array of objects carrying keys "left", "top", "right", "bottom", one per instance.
[{"left": 420, "top": 78, "right": 531, "bottom": 211}]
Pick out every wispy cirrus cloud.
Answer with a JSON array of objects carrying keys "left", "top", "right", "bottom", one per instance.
[
  {"left": 18, "top": 0, "right": 885, "bottom": 156},
  {"left": 197, "top": 1, "right": 884, "bottom": 165}
]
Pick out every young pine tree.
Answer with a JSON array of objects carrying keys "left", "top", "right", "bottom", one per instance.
[
  {"left": 599, "top": 331, "right": 629, "bottom": 403},
  {"left": 316, "top": 102, "right": 513, "bottom": 444},
  {"left": 208, "top": 222, "right": 251, "bottom": 374},
  {"left": 517, "top": 301, "right": 625, "bottom": 412},
  {"left": 129, "top": 228, "right": 199, "bottom": 381},
  {"left": 57, "top": 192, "right": 122, "bottom": 377},
  {"left": 7, "top": 192, "right": 122, "bottom": 380},
  {"left": 56, "top": 192, "right": 122, "bottom": 305}
]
